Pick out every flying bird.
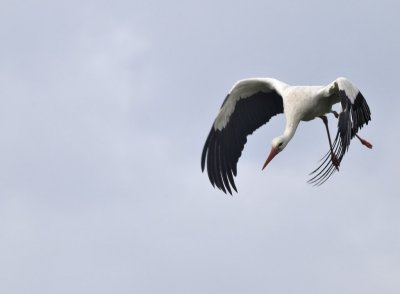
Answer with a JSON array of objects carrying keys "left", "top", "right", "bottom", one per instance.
[{"left": 201, "top": 77, "right": 372, "bottom": 194}]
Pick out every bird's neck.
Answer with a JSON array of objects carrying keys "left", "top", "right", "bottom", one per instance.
[{"left": 282, "top": 120, "right": 299, "bottom": 143}]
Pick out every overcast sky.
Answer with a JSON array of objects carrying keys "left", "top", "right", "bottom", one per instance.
[{"left": 1, "top": 0, "right": 399, "bottom": 293}]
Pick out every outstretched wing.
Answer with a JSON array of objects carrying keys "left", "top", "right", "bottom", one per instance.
[
  {"left": 201, "top": 78, "right": 286, "bottom": 194},
  {"left": 309, "top": 78, "right": 371, "bottom": 185}
]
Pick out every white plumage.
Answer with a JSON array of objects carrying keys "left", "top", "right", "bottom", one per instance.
[{"left": 201, "top": 77, "right": 372, "bottom": 194}]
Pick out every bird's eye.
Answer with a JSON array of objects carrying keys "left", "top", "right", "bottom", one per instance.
[{"left": 278, "top": 142, "right": 283, "bottom": 147}]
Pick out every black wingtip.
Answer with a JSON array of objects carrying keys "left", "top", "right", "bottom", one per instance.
[{"left": 201, "top": 127, "right": 214, "bottom": 172}]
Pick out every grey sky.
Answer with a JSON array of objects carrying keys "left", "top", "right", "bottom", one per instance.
[{"left": 0, "top": 0, "right": 399, "bottom": 293}]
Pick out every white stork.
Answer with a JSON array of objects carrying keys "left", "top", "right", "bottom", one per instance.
[{"left": 201, "top": 77, "right": 372, "bottom": 194}]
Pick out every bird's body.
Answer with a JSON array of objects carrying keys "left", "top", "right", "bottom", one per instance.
[
  {"left": 284, "top": 85, "right": 334, "bottom": 121},
  {"left": 201, "top": 77, "right": 372, "bottom": 194}
]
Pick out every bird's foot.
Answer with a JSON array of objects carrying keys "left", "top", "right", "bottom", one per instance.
[
  {"left": 359, "top": 138, "right": 373, "bottom": 149},
  {"left": 331, "top": 154, "right": 340, "bottom": 171}
]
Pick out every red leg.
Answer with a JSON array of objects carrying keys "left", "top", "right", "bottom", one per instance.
[{"left": 355, "top": 134, "right": 373, "bottom": 149}]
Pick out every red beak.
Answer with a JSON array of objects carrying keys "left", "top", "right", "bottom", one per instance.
[{"left": 262, "top": 147, "right": 278, "bottom": 170}]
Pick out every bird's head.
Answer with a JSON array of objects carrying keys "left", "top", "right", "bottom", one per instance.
[{"left": 262, "top": 136, "right": 287, "bottom": 170}]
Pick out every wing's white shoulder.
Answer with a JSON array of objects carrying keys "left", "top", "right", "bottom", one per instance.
[
  {"left": 318, "top": 77, "right": 360, "bottom": 104},
  {"left": 228, "top": 78, "right": 288, "bottom": 98},
  {"left": 214, "top": 78, "right": 287, "bottom": 130}
]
